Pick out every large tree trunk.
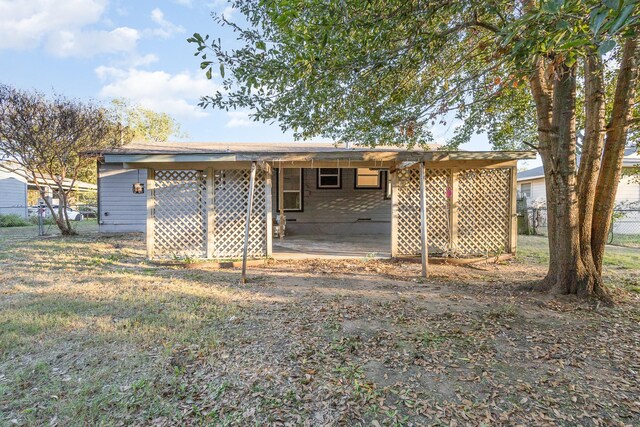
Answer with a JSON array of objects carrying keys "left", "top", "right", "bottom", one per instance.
[
  {"left": 592, "top": 36, "right": 640, "bottom": 273},
  {"left": 539, "top": 63, "right": 595, "bottom": 295},
  {"left": 529, "top": 37, "right": 640, "bottom": 299}
]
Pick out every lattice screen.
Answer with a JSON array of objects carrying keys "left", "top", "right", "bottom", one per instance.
[
  {"left": 153, "top": 170, "right": 207, "bottom": 258},
  {"left": 395, "top": 168, "right": 451, "bottom": 255},
  {"left": 457, "top": 168, "right": 510, "bottom": 255},
  {"left": 212, "top": 169, "right": 267, "bottom": 259}
]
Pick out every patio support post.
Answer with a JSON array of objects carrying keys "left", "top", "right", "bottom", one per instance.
[
  {"left": 241, "top": 162, "right": 257, "bottom": 284},
  {"left": 509, "top": 165, "right": 518, "bottom": 255},
  {"left": 419, "top": 162, "right": 429, "bottom": 277},
  {"left": 146, "top": 168, "right": 155, "bottom": 259},
  {"left": 265, "top": 164, "right": 273, "bottom": 256},
  {"left": 278, "top": 163, "right": 285, "bottom": 240}
]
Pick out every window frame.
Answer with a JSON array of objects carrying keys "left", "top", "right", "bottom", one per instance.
[
  {"left": 354, "top": 168, "right": 383, "bottom": 190},
  {"left": 384, "top": 171, "right": 392, "bottom": 199},
  {"left": 316, "top": 168, "right": 342, "bottom": 189},
  {"left": 520, "top": 182, "right": 532, "bottom": 198},
  {"left": 276, "top": 168, "right": 304, "bottom": 212}
]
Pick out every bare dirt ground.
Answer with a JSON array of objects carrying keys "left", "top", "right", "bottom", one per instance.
[{"left": 0, "top": 233, "right": 639, "bottom": 426}]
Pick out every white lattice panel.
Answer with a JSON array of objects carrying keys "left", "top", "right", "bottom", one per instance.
[
  {"left": 153, "top": 170, "right": 207, "bottom": 258},
  {"left": 425, "top": 168, "right": 450, "bottom": 253},
  {"left": 395, "top": 168, "right": 451, "bottom": 255},
  {"left": 212, "top": 169, "right": 267, "bottom": 259},
  {"left": 457, "top": 168, "right": 510, "bottom": 255}
]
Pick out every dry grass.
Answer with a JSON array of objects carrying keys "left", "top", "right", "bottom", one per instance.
[{"left": 0, "top": 234, "right": 639, "bottom": 426}]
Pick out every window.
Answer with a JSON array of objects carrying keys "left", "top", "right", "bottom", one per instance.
[
  {"left": 355, "top": 168, "right": 382, "bottom": 189},
  {"left": 317, "top": 168, "right": 341, "bottom": 189},
  {"left": 280, "top": 168, "right": 303, "bottom": 211},
  {"left": 520, "top": 182, "right": 532, "bottom": 198}
]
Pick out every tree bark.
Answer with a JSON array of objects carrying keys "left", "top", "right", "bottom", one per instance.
[{"left": 592, "top": 36, "right": 640, "bottom": 273}]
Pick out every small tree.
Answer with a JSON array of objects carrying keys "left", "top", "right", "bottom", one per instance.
[{"left": 0, "top": 85, "right": 128, "bottom": 235}]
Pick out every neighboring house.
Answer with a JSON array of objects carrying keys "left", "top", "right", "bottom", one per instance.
[
  {"left": 0, "top": 161, "right": 97, "bottom": 218},
  {"left": 0, "top": 162, "right": 28, "bottom": 217},
  {"left": 97, "top": 141, "right": 535, "bottom": 261},
  {"left": 517, "top": 146, "right": 640, "bottom": 206}
]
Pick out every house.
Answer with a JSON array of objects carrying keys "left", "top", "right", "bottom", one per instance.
[
  {"left": 0, "top": 162, "right": 28, "bottom": 217},
  {"left": 517, "top": 146, "right": 640, "bottom": 205},
  {"left": 96, "top": 142, "right": 535, "bottom": 270},
  {"left": 0, "top": 161, "right": 97, "bottom": 218}
]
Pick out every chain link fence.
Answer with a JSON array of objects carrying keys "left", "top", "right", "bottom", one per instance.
[
  {"left": 519, "top": 206, "right": 640, "bottom": 248},
  {"left": 0, "top": 204, "right": 98, "bottom": 241}
]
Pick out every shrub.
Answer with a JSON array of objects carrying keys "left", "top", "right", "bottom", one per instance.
[
  {"left": 0, "top": 214, "right": 31, "bottom": 227},
  {"left": 28, "top": 215, "right": 56, "bottom": 225}
]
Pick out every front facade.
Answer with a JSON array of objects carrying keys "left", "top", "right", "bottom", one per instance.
[{"left": 98, "top": 142, "right": 535, "bottom": 261}]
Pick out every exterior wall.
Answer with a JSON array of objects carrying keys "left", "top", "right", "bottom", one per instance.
[
  {"left": 616, "top": 174, "right": 640, "bottom": 204},
  {"left": 0, "top": 166, "right": 28, "bottom": 217},
  {"left": 98, "top": 164, "right": 147, "bottom": 232},
  {"left": 276, "top": 168, "right": 391, "bottom": 235}
]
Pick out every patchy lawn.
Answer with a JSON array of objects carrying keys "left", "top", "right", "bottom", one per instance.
[{"left": 0, "top": 234, "right": 639, "bottom": 426}]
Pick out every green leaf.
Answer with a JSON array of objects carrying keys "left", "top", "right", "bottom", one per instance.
[
  {"left": 256, "top": 41, "right": 266, "bottom": 50},
  {"left": 219, "top": 63, "right": 225, "bottom": 79},
  {"left": 206, "top": 68, "right": 212, "bottom": 80},
  {"left": 590, "top": 10, "right": 609, "bottom": 36},
  {"left": 598, "top": 39, "right": 616, "bottom": 55},
  {"left": 609, "top": 4, "right": 635, "bottom": 35}
]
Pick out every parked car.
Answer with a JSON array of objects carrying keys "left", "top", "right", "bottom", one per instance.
[{"left": 28, "top": 205, "right": 84, "bottom": 221}]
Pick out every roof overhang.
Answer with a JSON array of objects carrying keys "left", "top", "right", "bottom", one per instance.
[{"left": 105, "top": 150, "right": 536, "bottom": 169}]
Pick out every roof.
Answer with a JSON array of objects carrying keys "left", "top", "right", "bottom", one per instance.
[
  {"left": 98, "top": 141, "right": 536, "bottom": 164},
  {"left": 518, "top": 145, "right": 640, "bottom": 182}
]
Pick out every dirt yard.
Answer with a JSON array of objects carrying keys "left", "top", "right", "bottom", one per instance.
[{"left": 1, "top": 234, "right": 639, "bottom": 426}]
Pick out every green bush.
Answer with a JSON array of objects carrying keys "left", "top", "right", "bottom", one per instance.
[
  {"left": 0, "top": 214, "right": 31, "bottom": 227},
  {"left": 28, "top": 215, "right": 57, "bottom": 225}
]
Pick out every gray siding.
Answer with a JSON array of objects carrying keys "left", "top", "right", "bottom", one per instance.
[
  {"left": 276, "top": 168, "right": 391, "bottom": 235},
  {"left": 0, "top": 167, "right": 28, "bottom": 217},
  {"left": 99, "top": 164, "right": 147, "bottom": 232}
]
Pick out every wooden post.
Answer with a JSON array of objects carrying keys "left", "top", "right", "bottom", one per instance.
[
  {"left": 265, "top": 164, "right": 273, "bottom": 256},
  {"left": 278, "top": 163, "right": 285, "bottom": 240},
  {"left": 448, "top": 168, "right": 459, "bottom": 253},
  {"left": 509, "top": 165, "right": 518, "bottom": 255},
  {"left": 241, "top": 162, "right": 257, "bottom": 284},
  {"left": 419, "top": 162, "right": 429, "bottom": 278},
  {"left": 146, "top": 168, "right": 155, "bottom": 259},
  {"left": 390, "top": 169, "right": 399, "bottom": 257},
  {"left": 206, "top": 167, "right": 215, "bottom": 259}
]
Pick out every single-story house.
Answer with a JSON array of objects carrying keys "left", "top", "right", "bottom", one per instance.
[
  {"left": 517, "top": 146, "right": 640, "bottom": 205},
  {"left": 0, "top": 161, "right": 28, "bottom": 217},
  {"left": 96, "top": 142, "right": 535, "bottom": 271},
  {"left": 0, "top": 161, "right": 97, "bottom": 217}
]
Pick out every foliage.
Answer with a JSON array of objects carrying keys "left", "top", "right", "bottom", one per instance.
[
  {"left": 112, "top": 98, "right": 186, "bottom": 143},
  {"left": 190, "top": 0, "right": 639, "bottom": 148},
  {"left": 0, "top": 84, "right": 127, "bottom": 235},
  {"left": 0, "top": 214, "right": 31, "bottom": 227}
]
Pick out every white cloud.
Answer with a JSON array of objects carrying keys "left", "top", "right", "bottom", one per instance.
[
  {"left": 172, "top": 0, "right": 193, "bottom": 7},
  {"left": 226, "top": 111, "right": 256, "bottom": 128},
  {"left": 46, "top": 27, "right": 140, "bottom": 57},
  {"left": 148, "top": 8, "right": 184, "bottom": 39},
  {"left": 0, "top": 0, "right": 107, "bottom": 49},
  {"left": 221, "top": 6, "right": 237, "bottom": 21},
  {"left": 96, "top": 66, "right": 223, "bottom": 119}
]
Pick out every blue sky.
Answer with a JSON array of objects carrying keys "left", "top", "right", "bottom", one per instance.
[{"left": 0, "top": 0, "right": 528, "bottom": 159}]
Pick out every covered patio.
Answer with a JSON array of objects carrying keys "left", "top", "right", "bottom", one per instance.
[{"left": 99, "top": 142, "right": 536, "bottom": 279}]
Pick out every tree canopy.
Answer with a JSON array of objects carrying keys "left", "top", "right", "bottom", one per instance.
[{"left": 190, "top": 0, "right": 639, "bottom": 149}]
